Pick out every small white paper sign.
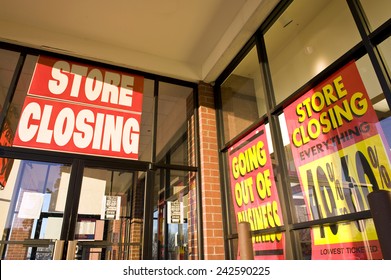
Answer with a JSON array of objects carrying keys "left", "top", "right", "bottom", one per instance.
[
  {"left": 167, "top": 200, "right": 184, "bottom": 224},
  {"left": 101, "top": 196, "right": 121, "bottom": 220},
  {"left": 18, "top": 192, "right": 44, "bottom": 219}
]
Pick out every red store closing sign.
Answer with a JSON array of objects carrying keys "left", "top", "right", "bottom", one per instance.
[{"left": 13, "top": 56, "right": 144, "bottom": 160}]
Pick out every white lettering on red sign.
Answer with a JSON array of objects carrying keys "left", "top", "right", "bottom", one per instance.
[
  {"left": 13, "top": 56, "right": 144, "bottom": 159},
  {"left": 48, "top": 61, "right": 135, "bottom": 107}
]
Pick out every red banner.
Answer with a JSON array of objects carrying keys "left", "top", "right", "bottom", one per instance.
[
  {"left": 13, "top": 56, "right": 144, "bottom": 159},
  {"left": 228, "top": 124, "right": 285, "bottom": 259},
  {"left": 28, "top": 56, "right": 144, "bottom": 112}
]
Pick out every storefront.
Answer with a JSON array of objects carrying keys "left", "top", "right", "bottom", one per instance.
[
  {"left": 0, "top": 50, "right": 199, "bottom": 260},
  {"left": 0, "top": 0, "right": 390, "bottom": 261},
  {"left": 216, "top": 0, "right": 391, "bottom": 260}
]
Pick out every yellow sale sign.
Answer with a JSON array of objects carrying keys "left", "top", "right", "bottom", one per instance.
[{"left": 284, "top": 62, "right": 391, "bottom": 259}]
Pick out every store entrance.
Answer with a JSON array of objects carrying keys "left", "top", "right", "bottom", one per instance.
[
  {"left": 0, "top": 158, "right": 148, "bottom": 260},
  {"left": 153, "top": 169, "right": 190, "bottom": 260}
]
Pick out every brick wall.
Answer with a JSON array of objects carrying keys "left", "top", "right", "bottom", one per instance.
[
  {"left": 186, "top": 91, "right": 198, "bottom": 260},
  {"left": 5, "top": 217, "right": 33, "bottom": 260},
  {"left": 129, "top": 218, "right": 143, "bottom": 259},
  {"left": 197, "top": 82, "right": 225, "bottom": 260},
  {"left": 129, "top": 175, "right": 145, "bottom": 260},
  {"left": 187, "top": 169, "right": 198, "bottom": 259}
]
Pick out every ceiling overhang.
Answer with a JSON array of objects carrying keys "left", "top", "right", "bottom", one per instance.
[{"left": 0, "top": 0, "right": 279, "bottom": 83}]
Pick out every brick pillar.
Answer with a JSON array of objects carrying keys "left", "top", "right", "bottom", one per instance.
[
  {"left": 129, "top": 175, "right": 145, "bottom": 260},
  {"left": 129, "top": 219, "right": 143, "bottom": 259},
  {"left": 187, "top": 172, "right": 198, "bottom": 259},
  {"left": 5, "top": 217, "right": 33, "bottom": 259},
  {"left": 186, "top": 90, "right": 198, "bottom": 259},
  {"left": 198, "top": 82, "right": 225, "bottom": 259},
  {"left": 108, "top": 218, "right": 121, "bottom": 260}
]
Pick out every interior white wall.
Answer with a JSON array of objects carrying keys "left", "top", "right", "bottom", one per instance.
[{"left": 268, "top": 0, "right": 362, "bottom": 102}]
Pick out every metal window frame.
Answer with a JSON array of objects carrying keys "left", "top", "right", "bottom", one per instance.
[
  {"left": 0, "top": 42, "right": 201, "bottom": 260},
  {"left": 215, "top": 0, "right": 391, "bottom": 260}
]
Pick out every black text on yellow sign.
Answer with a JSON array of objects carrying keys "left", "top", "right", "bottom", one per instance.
[
  {"left": 231, "top": 140, "right": 282, "bottom": 243},
  {"left": 292, "top": 75, "right": 368, "bottom": 148},
  {"left": 299, "top": 135, "right": 391, "bottom": 244}
]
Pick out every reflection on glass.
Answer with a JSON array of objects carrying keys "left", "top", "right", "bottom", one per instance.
[
  {"left": 225, "top": 122, "right": 285, "bottom": 259},
  {"left": 278, "top": 55, "right": 391, "bottom": 224},
  {"left": 167, "top": 170, "right": 192, "bottom": 260},
  {"left": 0, "top": 55, "right": 37, "bottom": 148},
  {"left": 220, "top": 46, "right": 265, "bottom": 142},
  {"left": 153, "top": 169, "right": 195, "bottom": 260},
  {"left": 156, "top": 82, "right": 194, "bottom": 166},
  {"left": 0, "top": 49, "right": 20, "bottom": 114},
  {"left": 295, "top": 220, "right": 383, "bottom": 260},
  {"left": 355, "top": 55, "right": 383, "bottom": 100},
  {"left": 76, "top": 167, "right": 140, "bottom": 260},
  {"left": 280, "top": 115, "right": 390, "bottom": 224},
  {"left": 265, "top": 0, "right": 360, "bottom": 103},
  {"left": 152, "top": 210, "right": 159, "bottom": 260},
  {"left": 0, "top": 160, "right": 71, "bottom": 260},
  {"left": 229, "top": 238, "right": 239, "bottom": 260},
  {"left": 360, "top": 0, "right": 391, "bottom": 31},
  {"left": 378, "top": 37, "right": 391, "bottom": 96},
  {"left": 138, "top": 78, "right": 154, "bottom": 162}
]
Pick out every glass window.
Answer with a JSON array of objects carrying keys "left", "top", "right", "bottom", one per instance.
[
  {"left": 138, "top": 78, "right": 154, "bottom": 162},
  {"left": 294, "top": 219, "right": 383, "bottom": 260},
  {"left": 265, "top": 0, "right": 361, "bottom": 104},
  {"left": 280, "top": 56, "right": 391, "bottom": 224},
  {"left": 378, "top": 37, "right": 391, "bottom": 90},
  {"left": 360, "top": 0, "right": 391, "bottom": 31},
  {"left": 76, "top": 167, "right": 141, "bottom": 260},
  {"left": 0, "top": 49, "right": 20, "bottom": 114},
  {"left": 0, "top": 159, "right": 71, "bottom": 260},
  {"left": 356, "top": 54, "right": 391, "bottom": 148},
  {"left": 166, "top": 170, "right": 192, "bottom": 260},
  {"left": 156, "top": 82, "right": 194, "bottom": 166},
  {"left": 0, "top": 54, "right": 154, "bottom": 163},
  {"left": 225, "top": 122, "right": 285, "bottom": 259},
  {"left": 0, "top": 55, "right": 37, "bottom": 148},
  {"left": 152, "top": 169, "right": 164, "bottom": 260},
  {"left": 220, "top": 46, "right": 266, "bottom": 143},
  {"left": 152, "top": 169, "right": 196, "bottom": 260},
  {"left": 228, "top": 238, "right": 239, "bottom": 260}
]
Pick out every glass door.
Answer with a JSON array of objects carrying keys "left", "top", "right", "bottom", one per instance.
[
  {"left": 72, "top": 166, "right": 145, "bottom": 260},
  {"left": 166, "top": 193, "right": 188, "bottom": 260},
  {"left": 0, "top": 158, "right": 72, "bottom": 260},
  {"left": 0, "top": 158, "right": 147, "bottom": 260},
  {"left": 153, "top": 169, "right": 192, "bottom": 260}
]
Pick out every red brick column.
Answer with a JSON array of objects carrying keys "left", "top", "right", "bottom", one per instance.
[
  {"left": 129, "top": 176, "right": 145, "bottom": 260},
  {"left": 186, "top": 90, "right": 198, "bottom": 259},
  {"left": 5, "top": 217, "right": 33, "bottom": 259},
  {"left": 198, "top": 82, "right": 225, "bottom": 260},
  {"left": 187, "top": 170, "right": 198, "bottom": 259},
  {"left": 129, "top": 218, "right": 143, "bottom": 259}
]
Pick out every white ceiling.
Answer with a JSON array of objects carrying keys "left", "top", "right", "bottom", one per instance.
[{"left": 0, "top": 0, "right": 279, "bottom": 83}]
